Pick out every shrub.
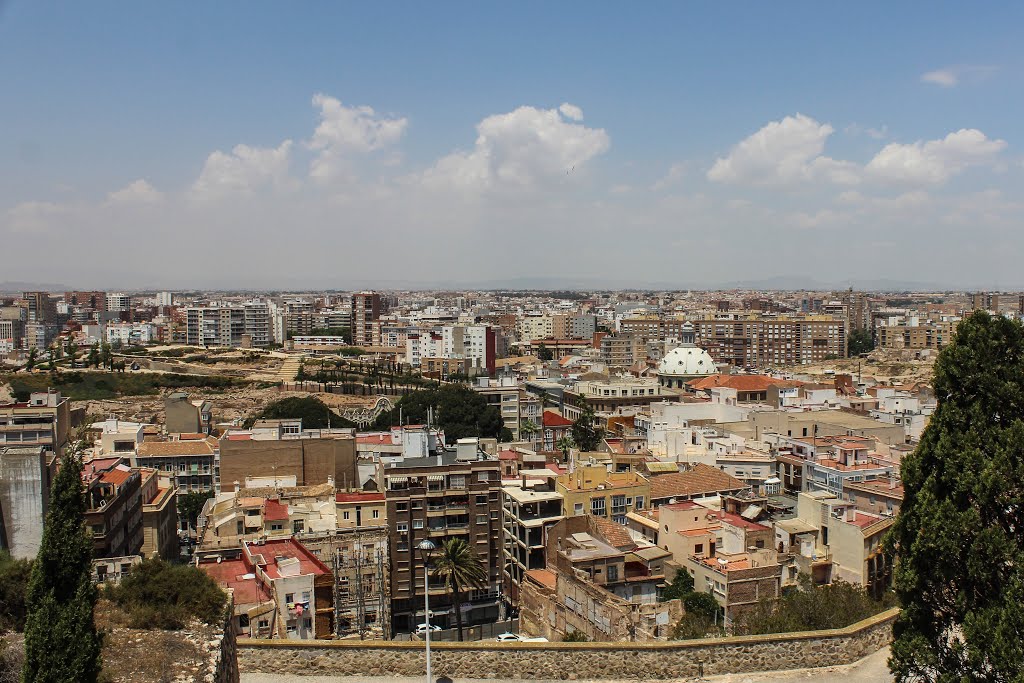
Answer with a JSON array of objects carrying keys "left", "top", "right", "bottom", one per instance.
[
  {"left": 0, "top": 552, "right": 32, "bottom": 631},
  {"left": 105, "top": 559, "right": 226, "bottom": 630}
]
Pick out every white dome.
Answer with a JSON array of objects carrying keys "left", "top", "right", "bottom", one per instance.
[{"left": 657, "top": 345, "right": 717, "bottom": 377}]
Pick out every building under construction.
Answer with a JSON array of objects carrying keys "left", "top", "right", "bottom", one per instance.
[{"left": 331, "top": 528, "right": 390, "bottom": 639}]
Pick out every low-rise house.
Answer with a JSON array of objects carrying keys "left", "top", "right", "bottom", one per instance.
[
  {"left": 139, "top": 467, "right": 178, "bottom": 560},
  {"left": 683, "top": 548, "right": 781, "bottom": 628},
  {"left": 843, "top": 477, "right": 903, "bottom": 516},
  {"left": 198, "top": 537, "right": 334, "bottom": 639},
  {"left": 519, "top": 515, "right": 678, "bottom": 642},
  {"left": 556, "top": 465, "right": 650, "bottom": 523},
  {"left": 83, "top": 459, "right": 143, "bottom": 559},
  {"left": 645, "top": 463, "right": 748, "bottom": 507}
]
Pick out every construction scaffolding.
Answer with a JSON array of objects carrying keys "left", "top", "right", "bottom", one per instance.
[{"left": 331, "top": 529, "right": 391, "bottom": 639}]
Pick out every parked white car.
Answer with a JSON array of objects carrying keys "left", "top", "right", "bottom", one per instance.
[
  {"left": 496, "top": 633, "right": 547, "bottom": 642},
  {"left": 415, "top": 623, "right": 442, "bottom": 634}
]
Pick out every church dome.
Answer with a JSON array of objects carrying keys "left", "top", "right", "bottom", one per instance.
[{"left": 657, "top": 345, "right": 718, "bottom": 378}]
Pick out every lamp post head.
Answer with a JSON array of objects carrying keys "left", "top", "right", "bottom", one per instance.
[{"left": 417, "top": 538, "right": 437, "bottom": 563}]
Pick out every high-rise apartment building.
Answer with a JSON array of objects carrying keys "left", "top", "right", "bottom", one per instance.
[
  {"left": 351, "top": 292, "right": 387, "bottom": 346},
  {"left": 22, "top": 292, "right": 56, "bottom": 323},
  {"left": 382, "top": 443, "right": 502, "bottom": 634},
  {"left": 186, "top": 303, "right": 272, "bottom": 348},
  {"left": 620, "top": 316, "right": 847, "bottom": 367},
  {"left": 105, "top": 292, "right": 132, "bottom": 313}
]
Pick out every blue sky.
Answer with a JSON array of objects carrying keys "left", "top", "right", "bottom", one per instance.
[{"left": 2, "top": 2, "right": 1022, "bottom": 289}]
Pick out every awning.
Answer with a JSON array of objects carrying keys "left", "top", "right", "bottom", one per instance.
[
  {"left": 740, "top": 505, "right": 763, "bottom": 520},
  {"left": 427, "top": 474, "right": 444, "bottom": 482},
  {"left": 388, "top": 476, "right": 408, "bottom": 484}
]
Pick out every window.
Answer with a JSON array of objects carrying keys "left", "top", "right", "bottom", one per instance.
[
  {"left": 413, "top": 519, "right": 424, "bottom": 529},
  {"left": 635, "top": 496, "right": 645, "bottom": 510},
  {"left": 343, "top": 511, "right": 350, "bottom": 520},
  {"left": 293, "top": 520, "right": 304, "bottom": 534},
  {"left": 591, "top": 498, "right": 606, "bottom": 516},
  {"left": 258, "top": 619, "right": 269, "bottom": 629},
  {"left": 285, "top": 593, "right": 294, "bottom": 603},
  {"left": 477, "top": 471, "right": 489, "bottom": 482},
  {"left": 574, "top": 503, "right": 584, "bottom": 515},
  {"left": 755, "top": 540, "right": 764, "bottom": 549},
  {"left": 372, "top": 509, "right": 380, "bottom": 519},
  {"left": 694, "top": 543, "right": 704, "bottom": 555},
  {"left": 396, "top": 502, "right": 408, "bottom": 512},
  {"left": 476, "top": 515, "right": 487, "bottom": 524},
  {"left": 396, "top": 522, "right": 408, "bottom": 533},
  {"left": 475, "top": 495, "right": 488, "bottom": 505}
]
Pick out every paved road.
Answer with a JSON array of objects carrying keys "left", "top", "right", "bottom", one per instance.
[{"left": 241, "top": 647, "right": 892, "bottom": 683}]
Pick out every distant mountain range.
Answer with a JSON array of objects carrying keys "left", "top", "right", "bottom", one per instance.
[{"left": 0, "top": 281, "right": 70, "bottom": 294}]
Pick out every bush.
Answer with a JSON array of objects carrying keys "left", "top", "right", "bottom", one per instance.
[
  {"left": 660, "top": 569, "right": 694, "bottom": 602},
  {"left": 734, "top": 577, "right": 894, "bottom": 636},
  {"left": 105, "top": 559, "right": 226, "bottom": 630},
  {"left": 562, "top": 630, "right": 588, "bottom": 642},
  {"left": 244, "top": 395, "right": 355, "bottom": 429},
  {"left": 0, "top": 552, "right": 32, "bottom": 631}
]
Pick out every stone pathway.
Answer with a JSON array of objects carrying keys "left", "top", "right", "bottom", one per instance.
[{"left": 241, "top": 646, "right": 892, "bottom": 683}]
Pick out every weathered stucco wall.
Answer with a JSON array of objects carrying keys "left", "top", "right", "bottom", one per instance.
[{"left": 238, "top": 608, "right": 897, "bottom": 680}]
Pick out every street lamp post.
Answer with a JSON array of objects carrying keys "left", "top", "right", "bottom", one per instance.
[{"left": 417, "top": 538, "right": 437, "bottom": 683}]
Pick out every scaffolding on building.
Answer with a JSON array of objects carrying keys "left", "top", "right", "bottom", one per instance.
[{"left": 331, "top": 529, "right": 390, "bottom": 639}]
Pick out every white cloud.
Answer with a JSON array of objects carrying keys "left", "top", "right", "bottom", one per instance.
[
  {"left": 558, "top": 103, "right": 583, "bottom": 122},
  {"left": 921, "top": 65, "right": 997, "bottom": 88},
  {"left": 190, "top": 141, "right": 293, "bottom": 200},
  {"left": 4, "top": 201, "right": 69, "bottom": 233},
  {"left": 866, "top": 129, "right": 1007, "bottom": 184},
  {"left": 421, "top": 104, "right": 609, "bottom": 190},
  {"left": 707, "top": 114, "right": 859, "bottom": 186},
  {"left": 652, "top": 163, "right": 687, "bottom": 191},
  {"left": 107, "top": 179, "right": 163, "bottom": 205},
  {"left": 307, "top": 94, "right": 408, "bottom": 182}
]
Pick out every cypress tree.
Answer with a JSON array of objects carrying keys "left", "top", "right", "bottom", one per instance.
[
  {"left": 22, "top": 449, "right": 101, "bottom": 683},
  {"left": 885, "top": 311, "right": 1024, "bottom": 682}
]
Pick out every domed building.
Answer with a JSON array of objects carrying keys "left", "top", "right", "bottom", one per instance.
[{"left": 657, "top": 322, "right": 717, "bottom": 389}]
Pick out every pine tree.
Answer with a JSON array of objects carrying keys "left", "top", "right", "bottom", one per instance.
[
  {"left": 571, "top": 406, "right": 604, "bottom": 452},
  {"left": 885, "top": 311, "right": 1024, "bottom": 682},
  {"left": 22, "top": 448, "right": 102, "bottom": 683}
]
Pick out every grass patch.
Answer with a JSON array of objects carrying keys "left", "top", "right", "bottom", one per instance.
[{"left": 2, "top": 371, "right": 251, "bottom": 401}]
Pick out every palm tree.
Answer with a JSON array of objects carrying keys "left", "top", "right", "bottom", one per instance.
[
  {"left": 520, "top": 419, "right": 540, "bottom": 445},
  {"left": 556, "top": 435, "right": 576, "bottom": 463},
  {"left": 432, "top": 537, "right": 488, "bottom": 641}
]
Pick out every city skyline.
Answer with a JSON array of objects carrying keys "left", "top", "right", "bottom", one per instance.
[{"left": 3, "top": 3, "right": 1023, "bottom": 288}]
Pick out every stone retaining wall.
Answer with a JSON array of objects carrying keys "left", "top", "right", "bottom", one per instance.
[{"left": 237, "top": 608, "right": 898, "bottom": 679}]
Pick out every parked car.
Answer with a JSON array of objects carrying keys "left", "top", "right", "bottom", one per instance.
[
  {"left": 496, "top": 632, "right": 524, "bottom": 642},
  {"left": 415, "top": 623, "right": 442, "bottom": 635}
]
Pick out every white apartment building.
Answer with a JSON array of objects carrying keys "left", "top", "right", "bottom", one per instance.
[
  {"left": 105, "top": 292, "right": 132, "bottom": 313},
  {"left": 105, "top": 322, "right": 155, "bottom": 346}
]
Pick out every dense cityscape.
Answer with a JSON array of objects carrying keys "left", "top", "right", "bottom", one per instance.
[
  {"left": 3, "top": 3, "right": 1022, "bottom": 682},
  {"left": 0, "top": 286, "right": 1020, "bottom": 680}
]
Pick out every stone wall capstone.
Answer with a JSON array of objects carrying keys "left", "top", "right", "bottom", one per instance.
[{"left": 237, "top": 607, "right": 897, "bottom": 680}]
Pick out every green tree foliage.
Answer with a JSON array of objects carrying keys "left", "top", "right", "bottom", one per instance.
[
  {"left": 561, "top": 630, "right": 588, "bottom": 642},
  {"left": 370, "top": 384, "right": 504, "bottom": 444},
  {"left": 884, "top": 311, "right": 1024, "bottom": 682},
  {"left": 671, "top": 590, "right": 724, "bottom": 640},
  {"left": 734, "top": 577, "right": 892, "bottom": 636},
  {"left": 571, "top": 406, "right": 605, "bottom": 452},
  {"left": 105, "top": 559, "right": 226, "bottom": 630},
  {"left": 176, "top": 490, "right": 215, "bottom": 532},
  {"left": 244, "top": 395, "right": 351, "bottom": 429},
  {"left": 24, "top": 348, "right": 37, "bottom": 373},
  {"left": 847, "top": 328, "right": 874, "bottom": 356},
  {"left": 308, "top": 326, "right": 350, "bottom": 341},
  {"left": 0, "top": 552, "right": 32, "bottom": 631},
  {"left": 660, "top": 568, "right": 695, "bottom": 602},
  {"left": 22, "top": 450, "right": 102, "bottom": 683},
  {"left": 536, "top": 344, "right": 553, "bottom": 362},
  {"left": 431, "top": 538, "right": 488, "bottom": 642}
]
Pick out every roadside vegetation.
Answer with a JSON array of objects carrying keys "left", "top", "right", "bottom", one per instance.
[{"left": 2, "top": 371, "right": 251, "bottom": 401}]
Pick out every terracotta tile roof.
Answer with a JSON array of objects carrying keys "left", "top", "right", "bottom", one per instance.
[
  {"left": 525, "top": 568, "right": 557, "bottom": 591},
  {"left": 591, "top": 517, "right": 635, "bottom": 550},
  {"left": 498, "top": 449, "right": 518, "bottom": 461},
  {"left": 262, "top": 499, "right": 289, "bottom": 521},
  {"left": 542, "top": 410, "right": 573, "bottom": 428},
  {"left": 137, "top": 440, "right": 214, "bottom": 457},
  {"left": 688, "top": 374, "right": 804, "bottom": 393},
  {"left": 335, "top": 491, "right": 385, "bottom": 503},
  {"left": 99, "top": 467, "right": 132, "bottom": 486},
  {"left": 648, "top": 464, "right": 746, "bottom": 501}
]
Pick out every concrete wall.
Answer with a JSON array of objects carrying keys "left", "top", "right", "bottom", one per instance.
[
  {"left": 219, "top": 438, "right": 357, "bottom": 493},
  {"left": 0, "top": 447, "right": 48, "bottom": 559},
  {"left": 238, "top": 608, "right": 898, "bottom": 679}
]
